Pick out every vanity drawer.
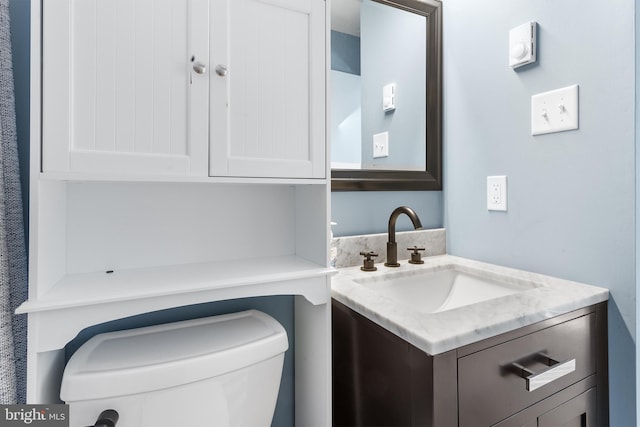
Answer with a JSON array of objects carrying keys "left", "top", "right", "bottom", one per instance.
[{"left": 458, "top": 313, "right": 596, "bottom": 427}]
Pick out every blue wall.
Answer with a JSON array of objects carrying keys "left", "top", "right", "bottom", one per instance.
[
  {"left": 443, "top": 1, "right": 636, "bottom": 425},
  {"left": 331, "top": 191, "right": 443, "bottom": 237}
]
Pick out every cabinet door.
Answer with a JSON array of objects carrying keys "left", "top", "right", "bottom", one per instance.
[
  {"left": 209, "top": 0, "right": 326, "bottom": 178},
  {"left": 493, "top": 384, "right": 597, "bottom": 427},
  {"left": 43, "top": 0, "right": 210, "bottom": 176},
  {"left": 538, "top": 388, "right": 596, "bottom": 427}
]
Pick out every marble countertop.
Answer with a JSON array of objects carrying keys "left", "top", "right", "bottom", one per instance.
[{"left": 331, "top": 254, "right": 609, "bottom": 355}]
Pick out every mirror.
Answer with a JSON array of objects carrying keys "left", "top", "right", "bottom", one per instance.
[{"left": 330, "top": 0, "right": 442, "bottom": 191}]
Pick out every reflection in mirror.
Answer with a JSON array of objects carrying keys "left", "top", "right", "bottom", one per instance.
[
  {"left": 331, "top": 0, "right": 426, "bottom": 171},
  {"left": 331, "top": 0, "right": 442, "bottom": 191}
]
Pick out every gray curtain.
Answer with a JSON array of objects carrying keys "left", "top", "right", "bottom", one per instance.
[{"left": 0, "top": 0, "right": 28, "bottom": 404}]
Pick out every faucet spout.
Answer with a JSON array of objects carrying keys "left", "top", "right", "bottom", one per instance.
[{"left": 385, "top": 206, "right": 423, "bottom": 267}]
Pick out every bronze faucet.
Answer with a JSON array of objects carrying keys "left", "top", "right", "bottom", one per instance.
[{"left": 384, "top": 206, "right": 423, "bottom": 267}]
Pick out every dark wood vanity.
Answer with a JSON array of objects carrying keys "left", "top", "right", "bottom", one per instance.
[{"left": 332, "top": 300, "right": 608, "bottom": 427}]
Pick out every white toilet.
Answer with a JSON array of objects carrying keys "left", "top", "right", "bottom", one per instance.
[{"left": 60, "top": 310, "right": 288, "bottom": 427}]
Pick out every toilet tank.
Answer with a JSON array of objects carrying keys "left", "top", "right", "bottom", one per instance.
[{"left": 60, "top": 310, "right": 288, "bottom": 427}]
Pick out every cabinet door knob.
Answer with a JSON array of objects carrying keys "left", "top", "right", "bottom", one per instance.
[
  {"left": 215, "top": 65, "right": 228, "bottom": 77},
  {"left": 192, "top": 61, "right": 207, "bottom": 75}
]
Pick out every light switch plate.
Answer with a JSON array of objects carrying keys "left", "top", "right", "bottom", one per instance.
[
  {"left": 531, "top": 84, "right": 579, "bottom": 136},
  {"left": 373, "top": 132, "right": 389, "bottom": 158}
]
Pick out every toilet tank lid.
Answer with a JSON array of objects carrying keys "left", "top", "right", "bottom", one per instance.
[{"left": 60, "top": 310, "right": 288, "bottom": 402}]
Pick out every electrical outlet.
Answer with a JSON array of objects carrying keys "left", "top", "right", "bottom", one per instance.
[{"left": 487, "top": 176, "right": 507, "bottom": 211}]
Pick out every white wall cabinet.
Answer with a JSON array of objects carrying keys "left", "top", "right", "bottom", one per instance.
[
  {"left": 42, "top": 0, "right": 325, "bottom": 180},
  {"left": 26, "top": 0, "right": 331, "bottom": 425}
]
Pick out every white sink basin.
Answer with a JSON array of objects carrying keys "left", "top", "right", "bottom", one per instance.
[{"left": 353, "top": 266, "right": 542, "bottom": 313}]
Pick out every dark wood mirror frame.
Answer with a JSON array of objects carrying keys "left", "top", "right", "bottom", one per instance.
[{"left": 331, "top": 0, "right": 442, "bottom": 191}]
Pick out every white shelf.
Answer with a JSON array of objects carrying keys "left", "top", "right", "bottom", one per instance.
[
  {"left": 19, "top": 255, "right": 334, "bottom": 313},
  {"left": 18, "top": 256, "right": 334, "bottom": 352}
]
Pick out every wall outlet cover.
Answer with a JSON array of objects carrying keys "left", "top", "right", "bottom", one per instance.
[{"left": 487, "top": 176, "right": 507, "bottom": 211}]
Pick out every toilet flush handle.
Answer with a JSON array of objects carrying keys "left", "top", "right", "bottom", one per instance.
[{"left": 85, "top": 409, "right": 119, "bottom": 427}]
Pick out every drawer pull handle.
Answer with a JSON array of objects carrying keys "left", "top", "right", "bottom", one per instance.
[{"left": 512, "top": 354, "right": 576, "bottom": 392}]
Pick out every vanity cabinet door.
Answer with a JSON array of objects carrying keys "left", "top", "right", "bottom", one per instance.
[
  {"left": 209, "top": 0, "right": 326, "bottom": 179},
  {"left": 42, "top": 0, "right": 210, "bottom": 177},
  {"left": 332, "top": 300, "right": 459, "bottom": 427},
  {"left": 538, "top": 388, "right": 596, "bottom": 427},
  {"left": 493, "top": 386, "right": 597, "bottom": 427}
]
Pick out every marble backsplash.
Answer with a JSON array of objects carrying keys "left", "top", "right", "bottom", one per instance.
[{"left": 331, "top": 228, "right": 446, "bottom": 268}]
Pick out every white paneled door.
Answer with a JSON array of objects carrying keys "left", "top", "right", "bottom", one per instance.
[
  {"left": 209, "top": 0, "right": 326, "bottom": 179},
  {"left": 42, "top": 0, "right": 209, "bottom": 176}
]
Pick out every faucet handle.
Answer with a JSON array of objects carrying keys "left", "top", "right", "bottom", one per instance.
[
  {"left": 359, "top": 251, "right": 378, "bottom": 272},
  {"left": 407, "top": 246, "right": 426, "bottom": 264},
  {"left": 360, "top": 251, "right": 378, "bottom": 257}
]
